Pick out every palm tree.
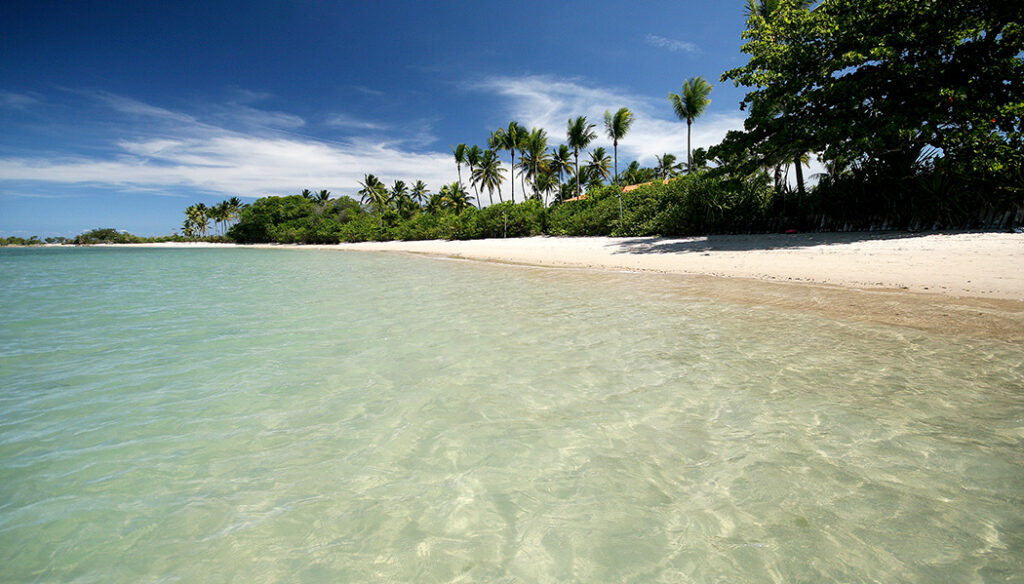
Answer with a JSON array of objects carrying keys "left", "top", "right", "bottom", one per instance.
[
  {"left": 185, "top": 203, "right": 210, "bottom": 237},
  {"left": 425, "top": 193, "right": 446, "bottom": 214},
  {"left": 604, "top": 107, "right": 635, "bottom": 185},
  {"left": 315, "top": 189, "right": 331, "bottom": 204},
  {"left": 300, "top": 188, "right": 313, "bottom": 200},
  {"left": 472, "top": 149, "right": 506, "bottom": 205},
  {"left": 518, "top": 128, "right": 550, "bottom": 199},
  {"left": 441, "top": 182, "right": 474, "bottom": 215},
  {"left": 533, "top": 169, "right": 558, "bottom": 207},
  {"left": 390, "top": 180, "right": 419, "bottom": 219},
  {"left": 490, "top": 122, "right": 527, "bottom": 203},
  {"left": 390, "top": 180, "right": 408, "bottom": 203},
  {"left": 668, "top": 76, "right": 713, "bottom": 172},
  {"left": 214, "top": 200, "right": 232, "bottom": 235},
  {"left": 226, "top": 197, "right": 244, "bottom": 231},
  {"left": 466, "top": 145, "right": 483, "bottom": 204},
  {"left": 451, "top": 143, "right": 468, "bottom": 190},
  {"left": 566, "top": 116, "right": 597, "bottom": 198},
  {"left": 549, "top": 144, "right": 573, "bottom": 190},
  {"left": 655, "top": 153, "right": 683, "bottom": 179},
  {"left": 614, "top": 159, "right": 655, "bottom": 185},
  {"left": 358, "top": 174, "right": 389, "bottom": 231},
  {"left": 410, "top": 180, "right": 429, "bottom": 206},
  {"left": 587, "top": 147, "right": 613, "bottom": 185}
]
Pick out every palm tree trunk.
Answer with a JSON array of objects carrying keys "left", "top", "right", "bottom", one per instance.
[
  {"left": 687, "top": 119, "right": 692, "bottom": 173},
  {"left": 613, "top": 141, "right": 618, "bottom": 186},
  {"left": 575, "top": 151, "right": 580, "bottom": 198},
  {"left": 510, "top": 152, "right": 515, "bottom": 204},
  {"left": 794, "top": 154, "right": 806, "bottom": 197}
]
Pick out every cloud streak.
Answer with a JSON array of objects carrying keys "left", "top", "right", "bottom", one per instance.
[
  {"left": 645, "top": 34, "right": 700, "bottom": 54},
  {"left": 0, "top": 93, "right": 458, "bottom": 198}
]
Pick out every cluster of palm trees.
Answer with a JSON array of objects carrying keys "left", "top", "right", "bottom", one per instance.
[
  {"left": 357, "top": 175, "right": 473, "bottom": 228},
  {"left": 182, "top": 198, "right": 244, "bottom": 237},
  {"left": 442, "top": 76, "right": 713, "bottom": 212},
  {"left": 450, "top": 115, "right": 619, "bottom": 209}
]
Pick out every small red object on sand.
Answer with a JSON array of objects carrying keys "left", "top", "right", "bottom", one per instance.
[{"left": 784, "top": 229, "right": 798, "bottom": 234}]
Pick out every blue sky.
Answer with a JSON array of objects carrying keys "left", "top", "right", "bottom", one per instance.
[{"left": 1, "top": 0, "right": 759, "bottom": 237}]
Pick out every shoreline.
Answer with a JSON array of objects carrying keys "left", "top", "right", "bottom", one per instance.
[
  {"left": 44, "top": 232, "right": 1024, "bottom": 341},
  {"left": 85, "top": 231, "right": 1023, "bottom": 299}
]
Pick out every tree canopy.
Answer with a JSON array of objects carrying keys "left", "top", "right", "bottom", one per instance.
[{"left": 720, "top": 0, "right": 1023, "bottom": 187}]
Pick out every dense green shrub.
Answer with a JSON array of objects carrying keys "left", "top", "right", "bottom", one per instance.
[
  {"left": 73, "top": 228, "right": 144, "bottom": 244},
  {"left": 547, "top": 187, "right": 618, "bottom": 236}
]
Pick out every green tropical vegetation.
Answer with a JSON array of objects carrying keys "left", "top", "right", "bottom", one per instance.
[{"left": 19, "top": 0, "right": 1018, "bottom": 246}]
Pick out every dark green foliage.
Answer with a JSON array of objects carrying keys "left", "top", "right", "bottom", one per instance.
[
  {"left": 614, "top": 174, "right": 773, "bottom": 236},
  {"left": 228, "top": 196, "right": 319, "bottom": 243},
  {"left": 547, "top": 187, "right": 619, "bottom": 236},
  {"left": 73, "top": 228, "right": 144, "bottom": 244},
  {"left": 1, "top": 235, "right": 46, "bottom": 246},
  {"left": 717, "top": 0, "right": 1023, "bottom": 226}
]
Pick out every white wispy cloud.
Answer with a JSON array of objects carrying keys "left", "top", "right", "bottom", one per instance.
[
  {"left": 472, "top": 74, "right": 744, "bottom": 166},
  {"left": 0, "top": 91, "right": 42, "bottom": 110},
  {"left": 324, "top": 113, "right": 389, "bottom": 131},
  {"left": 0, "top": 93, "right": 458, "bottom": 198},
  {"left": 645, "top": 34, "right": 700, "bottom": 54}
]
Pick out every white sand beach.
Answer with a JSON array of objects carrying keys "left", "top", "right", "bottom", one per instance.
[
  {"left": 326, "top": 232, "right": 1024, "bottom": 301},
  {"left": 114, "top": 231, "right": 1024, "bottom": 300}
]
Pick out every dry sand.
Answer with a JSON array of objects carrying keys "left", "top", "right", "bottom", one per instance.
[
  {"left": 325, "top": 232, "right": 1024, "bottom": 300},
  {"left": 102, "top": 232, "right": 1024, "bottom": 340}
]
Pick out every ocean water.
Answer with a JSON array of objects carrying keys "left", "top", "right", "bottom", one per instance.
[{"left": 1, "top": 247, "right": 1022, "bottom": 583}]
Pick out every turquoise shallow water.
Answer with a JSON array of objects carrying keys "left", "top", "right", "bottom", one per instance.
[{"left": 1, "top": 247, "right": 1022, "bottom": 583}]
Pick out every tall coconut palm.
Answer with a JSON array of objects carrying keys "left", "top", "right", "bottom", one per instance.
[
  {"left": 226, "top": 197, "right": 244, "bottom": 230},
  {"left": 424, "top": 193, "right": 446, "bottom": 214},
  {"left": 566, "top": 116, "right": 597, "bottom": 198},
  {"left": 655, "top": 153, "right": 683, "bottom": 179},
  {"left": 518, "top": 128, "right": 550, "bottom": 199},
  {"left": 390, "top": 180, "right": 418, "bottom": 219},
  {"left": 466, "top": 145, "right": 483, "bottom": 204},
  {"left": 390, "top": 180, "right": 408, "bottom": 203},
  {"left": 215, "top": 200, "right": 232, "bottom": 234},
  {"left": 603, "top": 107, "right": 635, "bottom": 185},
  {"left": 549, "top": 144, "right": 573, "bottom": 189},
  {"left": 490, "top": 122, "right": 527, "bottom": 203},
  {"left": 441, "top": 182, "right": 474, "bottom": 215},
  {"left": 410, "top": 180, "right": 429, "bottom": 207},
  {"left": 472, "top": 149, "right": 505, "bottom": 205},
  {"left": 533, "top": 169, "right": 557, "bottom": 207},
  {"left": 451, "top": 143, "right": 468, "bottom": 190},
  {"left": 587, "top": 147, "right": 613, "bottom": 185},
  {"left": 358, "top": 174, "right": 389, "bottom": 231},
  {"left": 315, "top": 189, "right": 331, "bottom": 204},
  {"left": 186, "top": 203, "right": 210, "bottom": 237},
  {"left": 300, "top": 188, "right": 314, "bottom": 200},
  {"left": 668, "top": 76, "right": 713, "bottom": 172}
]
